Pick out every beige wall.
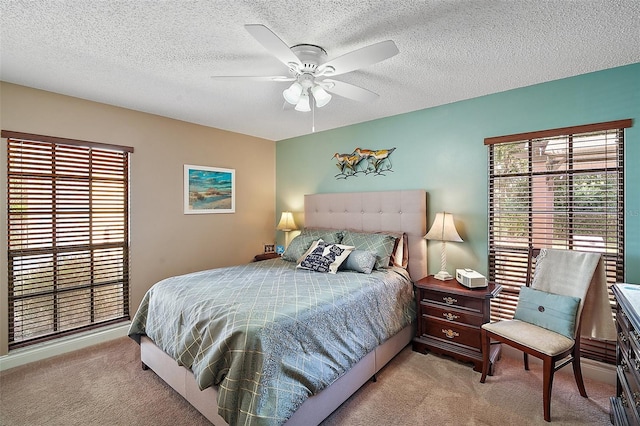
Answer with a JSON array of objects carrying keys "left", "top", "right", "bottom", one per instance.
[{"left": 0, "top": 82, "right": 276, "bottom": 355}]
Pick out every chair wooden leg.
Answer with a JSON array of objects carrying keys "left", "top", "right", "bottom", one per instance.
[
  {"left": 570, "top": 338, "right": 588, "bottom": 398},
  {"left": 572, "top": 354, "right": 588, "bottom": 398},
  {"left": 480, "top": 329, "right": 490, "bottom": 383},
  {"left": 542, "top": 357, "right": 554, "bottom": 422},
  {"left": 524, "top": 353, "right": 529, "bottom": 370}
]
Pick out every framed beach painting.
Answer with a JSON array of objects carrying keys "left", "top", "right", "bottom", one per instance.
[{"left": 184, "top": 164, "right": 235, "bottom": 214}]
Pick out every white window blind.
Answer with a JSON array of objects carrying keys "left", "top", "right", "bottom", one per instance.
[
  {"left": 4, "top": 131, "right": 133, "bottom": 349},
  {"left": 485, "top": 119, "right": 631, "bottom": 364}
]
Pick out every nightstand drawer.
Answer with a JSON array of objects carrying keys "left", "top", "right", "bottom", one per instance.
[
  {"left": 422, "top": 303, "right": 484, "bottom": 327},
  {"left": 412, "top": 275, "right": 502, "bottom": 374},
  {"left": 419, "top": 288, "right": 483, "bottom": 313},
  {"left": 421, "top": 317, "right": 481, "bottom": 349}
]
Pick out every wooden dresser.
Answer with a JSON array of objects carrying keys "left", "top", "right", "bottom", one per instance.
[
  {"left": 611, "top": 283, "right": 640, "bottom": 426},
  {"left": 412, "top": 275, "right": 502, "bottom": 374}
]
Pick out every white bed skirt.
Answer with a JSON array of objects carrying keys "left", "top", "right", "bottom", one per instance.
[{"left": 140, "top": 323, "right": 414, "bottom": 425}]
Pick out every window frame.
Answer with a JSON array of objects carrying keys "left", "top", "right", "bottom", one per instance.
[
  {"left": 485, "top": 119, "right": 631, "bottom": 364},
  {"left": 4, "top": 130, "right": 133, "bottom": 349}
]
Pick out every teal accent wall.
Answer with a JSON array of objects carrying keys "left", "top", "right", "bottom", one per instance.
[{"left": 276, "top": 63, "right": 640, "bottom": 282}]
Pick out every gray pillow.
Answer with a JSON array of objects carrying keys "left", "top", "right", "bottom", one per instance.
[
  {"left": 282, "top": 230, "right": 343, "bottom": 262},
  {"left": 341, "top": 230, "right": 397, "bottom": 270},
  {"left": 299, "top": 228, "right": 343, "bottom": 243},
  {"left": 339, "top": 250, "right": 377, "bottom": 274}
]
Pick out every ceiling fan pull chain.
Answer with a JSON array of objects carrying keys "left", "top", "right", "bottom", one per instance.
[{"left": 312, "top": 101, "right": 315, "bottom": 133}]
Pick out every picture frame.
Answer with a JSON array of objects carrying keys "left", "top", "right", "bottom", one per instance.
[
  {"left": 184, "top": 164, "right": 235, "bottom": 214},
  {"left": 264, "top": 244, "right": 275, "bottom": 254}
]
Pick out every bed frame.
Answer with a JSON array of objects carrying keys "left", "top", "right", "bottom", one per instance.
[{"left": 140, "top": 189, "right": 427, "bottom": 425}]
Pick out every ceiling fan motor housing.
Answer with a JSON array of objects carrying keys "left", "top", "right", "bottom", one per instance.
[{"left": 290, "top": 44, "right": 327, "bottom": 75}]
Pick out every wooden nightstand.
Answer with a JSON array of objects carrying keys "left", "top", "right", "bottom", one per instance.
[
  {"left": 253, "top": 252, "right": 280, "bottom": 262},
  {"left": 412, "top": 275, "right": 502, "bottom": 374}
]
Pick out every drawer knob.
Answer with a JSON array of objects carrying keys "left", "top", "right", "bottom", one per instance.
[
  {"left": 621, "top": 393, "right": 628, "bottom": 408},
  {"left": 621, "top": 359, "right": 629, "bottom": 372},
  {"left": 619, "top": 332, "right": 627, "bottom": 343},
  {"left": 443, "top": 296, "right": 457, "bottom": 305},
  {"left": 442, "top": 328, "right": 460, "bottom": 339},
  {"left": 443, "top": 312, "right": 460, "bottom": 321},
  {"left": 634, "top": 392, "right": 640, "bottom": 407}
]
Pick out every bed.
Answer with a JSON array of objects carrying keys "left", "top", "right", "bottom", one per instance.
[{"left": 128, "top": 190, "right": 427, "bottom": 425}]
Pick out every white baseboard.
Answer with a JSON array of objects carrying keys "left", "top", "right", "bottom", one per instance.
[
  {"left": 0, "top": 322, "right": 130, "bottom": 372},
  {"left": 500, "top": 344, "right": 616, "bottom": 386}
]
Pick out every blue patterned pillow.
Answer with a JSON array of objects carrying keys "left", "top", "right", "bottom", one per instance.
[
  {"left": 341, "top": 231, "right": 397, "bottom": 270},
  {"left": 339, "top": 250, "right": 377, "bottom": 274},
  {"left": 514, "top": 286, "right": 581, "bottom": 339},
  {"left": 296, "top": 240, "right": 354, "bottom": 274},
  {"left": 282, "top": 231, "right": 342, "bottom": 262}
]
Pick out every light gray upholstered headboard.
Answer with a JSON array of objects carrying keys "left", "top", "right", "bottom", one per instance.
[{"left": 304, "top": 190, "right": 427, "bottom": 282}]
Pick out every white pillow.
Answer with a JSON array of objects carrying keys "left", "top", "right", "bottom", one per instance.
[{"left": 296, "top": 239, "right": 355, "bottom": 274}]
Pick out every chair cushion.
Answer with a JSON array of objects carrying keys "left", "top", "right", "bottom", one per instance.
[
  {"left": 514, "top": 286, "right": 581, "bottom": 339},
  {"left": 482, "top": 320, "right": 575, "bottom": 356}
]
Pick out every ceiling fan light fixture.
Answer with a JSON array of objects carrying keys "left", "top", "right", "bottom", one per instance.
[
  {"left": 311, "top": 85, "right": 332, "bottom": 107},
  {"left": 283, "top": 82, "right": 303, "bottom": 105},
  {"left": 294, "top": 91, "right": 311, "bottom": 112}
]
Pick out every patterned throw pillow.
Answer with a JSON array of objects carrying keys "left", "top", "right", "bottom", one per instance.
[
  {"left": 299, "top": 228, "right": 343, "bottom": 243},
  {"left": 282, "top": 234, "right": 318, "bottom": 262},
  {"left": 282, "top": 230, "right": 342, "bottom": 262},
  {"left": 296, "top": 239, "right": 355, "bottom": 274},
  {"left": 339, "top": 250, "right": 377, "bottom": 274},
  {"left": 341, "top": 230, "right": 397, "bottom": 270}
]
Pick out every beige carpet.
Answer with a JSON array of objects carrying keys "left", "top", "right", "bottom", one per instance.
[{"left": 0, "top": 337, "right": 613, "bottom": 425}]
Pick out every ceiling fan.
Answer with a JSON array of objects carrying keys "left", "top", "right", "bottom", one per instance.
[{"left": 211, "top": 24, "right": 399, "bottom": 112}]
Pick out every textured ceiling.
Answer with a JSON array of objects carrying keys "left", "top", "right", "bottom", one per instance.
[{"left": 1, "top": 1, "right": 639, "bottom": 141}]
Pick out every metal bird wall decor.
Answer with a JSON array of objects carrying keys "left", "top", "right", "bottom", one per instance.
[{"left": 332, "top": 147, "right": 396, "bottom": 179}]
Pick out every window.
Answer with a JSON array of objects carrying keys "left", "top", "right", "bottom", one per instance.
[
  {"left": 486, "top": 119, "right": 631, "bottom": 364},
  {"left": 4, "top": 131, "right": 133, "bottom": 349}
]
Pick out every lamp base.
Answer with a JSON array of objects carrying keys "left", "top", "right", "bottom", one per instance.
[{"left": 433, "top": 270, "right": 454, "bottom": 281}]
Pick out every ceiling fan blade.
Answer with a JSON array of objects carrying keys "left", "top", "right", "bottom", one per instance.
[
  {"left": 320, "top": 40, "right": 399, "bottom": 76},
  {"left": 322, "top": 79, "right": 379, "bottom": 103},
  {"left": 211, "top": 75, "right": 294, "bottom": 82},
  {"left": 244, "top": 24, "right": 301, "bottom": 68}
]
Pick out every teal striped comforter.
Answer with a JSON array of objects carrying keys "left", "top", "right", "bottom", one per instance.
[{"left": 128, "top": 258, "right": 415, "bottom": 425}]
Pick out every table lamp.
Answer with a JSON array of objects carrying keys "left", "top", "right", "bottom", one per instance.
[
  {"left": 276, "top": 211, "right": 298, "bottom": 248},
  {"left": 424, "top": 212, "right": 463, "bottom": 280}
]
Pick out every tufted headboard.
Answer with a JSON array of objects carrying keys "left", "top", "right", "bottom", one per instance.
[{"left": 304, "top": 190, "right": 427, "bottom": 282}]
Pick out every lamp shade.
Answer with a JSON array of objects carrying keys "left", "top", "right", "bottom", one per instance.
[
  {"left": 424, "top": 212, "right": 463, "bottom": 242},
  {"left": 311, "top": 85, "right": 332, "bottom": 107},
  {"left": 424, "top": 212, "right": 462, "bottom": 281},
  {"left": 276, "top": 212, "right": 298, "bottom": 232},
  {"left": 294, "top": 91, "right": 311, "bottom": 112},
  {"left": 283, "top": 82, "right": 303, "bottom": 105}
]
